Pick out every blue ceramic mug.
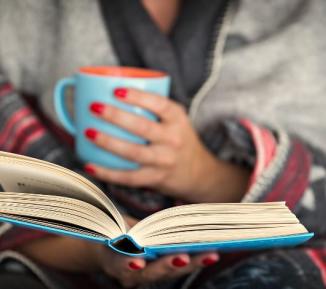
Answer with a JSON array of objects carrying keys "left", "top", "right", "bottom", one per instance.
[{"left": 54, "top": 66, "right": 170, "bottom": 170}]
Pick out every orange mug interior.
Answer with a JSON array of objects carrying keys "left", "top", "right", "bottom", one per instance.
[{"left": 79, "top": 66, "right": 167, "bottom": 78}]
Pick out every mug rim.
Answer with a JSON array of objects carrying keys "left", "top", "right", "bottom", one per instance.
[{"left": 79, "top": 66, "right": 167, "bottom": 78}]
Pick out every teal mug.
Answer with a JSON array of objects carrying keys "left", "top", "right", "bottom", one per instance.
[{"left": 54, "top": 66, "right": 170, "bottom": 170}]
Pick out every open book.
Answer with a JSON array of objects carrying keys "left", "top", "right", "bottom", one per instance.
[{"left": 0, "top": 151, "right": 313, "bottom": 258}]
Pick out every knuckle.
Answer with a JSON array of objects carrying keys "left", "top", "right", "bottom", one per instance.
[
  {"left": 98, "top": 134, "right": 111, "bottom": 149},
  {"left": 158, "top": 98, "right": 173, "bottom": 116},
  {"left": 129, "top": 146, "right": 149, "bottom": 164},
  {"left": 95, "top": 168, "right": 107, "bottom": 180},
  {"left": 125, "top": 145, "right": 141, "bottom": 160},
  {"left": 102, "top": 170, "right": 114, "bottom": 182},
  {"left": 176, "top": 104, "right": 186, "bottom": 116},
  {"left": 151, "top": 171, "right": 166, "bottom": 185},
  {"left": 135, "top": 119, "right": 151, "bottom": 136},
  {"left": 125, "top": 173, "right": 139, "bottom": 186},
  {"left": 119, "top": 173, "right": 132, "bottom": 185},
  {"left": 169, "top": 137, "right": 183, "bottom": 149},
  {"left": 108, "top": 106, "right": 122, "bottom": 124},
  {"left": 158, "top": 154, "right": 176, "bottom": 167}
]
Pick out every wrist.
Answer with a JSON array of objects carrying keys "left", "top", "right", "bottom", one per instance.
[
  {"left": 189, "top": 150, "right": 251, "bottom": 203},
  {"left": 86, "top": 242, "right": 107, "bottom": 271}
]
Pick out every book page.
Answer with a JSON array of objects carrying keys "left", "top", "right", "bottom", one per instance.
[
  {"left": 128, "top": 202, "right": 308, "bottom": 247},
  {"left": 0, "top": 192, "right": 121, "bottom": 238},
  {"left": 0, "top": 213, "right": 106, "bottom": 240},
  {"left": 0, "top": 151, "right": 126, "bottom": 234}
]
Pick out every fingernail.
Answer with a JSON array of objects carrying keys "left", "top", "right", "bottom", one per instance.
[
  {"left": 84, "top": 128, "right": 98, "bottom": 140},
  {"left": 114, "top": 88, "right": 127, "bottom": 99},
  {"left": 90, "top": 102, "right": 105, "bottom": 115},
  {"left": 129, "top": 261, "right": 142, "bottom": 271},
  {"left": 172, "top": 257, "right": 188, "bottom": 268},
  {"left": 84, "top": 164, "right": 95, "bottom": 175},
  {"left": 202, "top": 256, "right": 219, "bottom": 266}
]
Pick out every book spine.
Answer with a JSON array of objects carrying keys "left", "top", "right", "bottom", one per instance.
[{"left": 108, "top": 234, "right": 148, "bottom": 257}]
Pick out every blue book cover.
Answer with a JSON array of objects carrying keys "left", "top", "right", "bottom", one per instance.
[{"left": 0, "top": 214, "right": 314, "bottom": 259}]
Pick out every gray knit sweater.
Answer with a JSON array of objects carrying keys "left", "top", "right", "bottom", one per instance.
[
  {"left": 0, "top": 0, "right": 325, "bottom": 151},
  {"left": 1, "top": 2, "right": 326, "bottom": 288}
]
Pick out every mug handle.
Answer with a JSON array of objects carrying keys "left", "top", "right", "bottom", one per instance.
[{"left": 54, "top": 77, "right": 77, "bottom": 135}]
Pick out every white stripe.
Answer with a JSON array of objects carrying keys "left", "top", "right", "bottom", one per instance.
[
  {"left": 243, "top": 129, "right": 290, "bottom": 202},
  {"left": 301, "top": 188, "right": 316, "bottom": 211},
  {"left": 0, "top": 223, "right": 12, "bottom": 236},
  {"left": 0, "top": 251, "right": 59, "bottom": 289},
  {"left": 189, "top": 2, "right": 237, "bottom": 124},
  {"left": 310, "top": 166, "right": 326, "bottom": 182}
]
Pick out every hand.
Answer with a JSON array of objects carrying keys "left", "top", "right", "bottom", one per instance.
[
  {"left": 92, "top": 215, "right": 219, "bottom": 288},
  {"left": 93, "top": 245, "right": 219, "bottom": 288},
  {"left": 84, "top": 88, "right": 250, "bottom": 202}
]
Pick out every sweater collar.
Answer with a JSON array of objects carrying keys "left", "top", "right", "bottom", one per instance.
[{"left": 99, "top": 0, "right": 230, "bottom": 108}]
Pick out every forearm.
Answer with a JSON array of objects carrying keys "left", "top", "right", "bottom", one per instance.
[
  {"left": 18, "top": 236, "right": 101, "bottom": 272},
  {"left": 189, "top": 149, "right": 250, "bottom": 203}
]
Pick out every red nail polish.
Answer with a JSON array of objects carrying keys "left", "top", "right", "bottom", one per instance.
[
  {"left": 172, "top": 257, "right": 188, "bottom": 268},
  {"left": 84, "top": 164, "right": 95, "bottom": 175},
  {"left": 202, "top": 257, "right": 218, "bottom": 266},
  {"left": 129, "top": 261, "right": 142, "bottom": 270},
  {"left": 114, "top": 88, "right": 127, "bottom": 99},
  {"left": 85, "top": 128, "right": 97, "bottom": 140},
  {"left": 90, "top": 102, "right": 105, "bottom": 115}
]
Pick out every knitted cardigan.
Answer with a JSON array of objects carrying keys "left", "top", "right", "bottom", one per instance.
[{"left": 0, "top": 0, "right": 326, "bottom": 286}]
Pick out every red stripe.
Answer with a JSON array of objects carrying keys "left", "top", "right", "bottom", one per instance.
[
  {"left": 265, "top": 141, "right": 311, "bottom": 208},
  {"left": 23, "top": 94, "right": 74, "bottom": 148},
  {"left": 4, "top": 118, "right": 40, "bottom": 151},
  {"left": 0, "top": 107, "right": 31, "bottom": 145},
  {"left": 0, "top": 83, "right": 13, "bottom": 97},
  {"left": 265, "top": 142, "right": 302, "bottom": 202},
  {"left": 240, "top": 119, "right": 276, "bottom": 187},
  {"left": 18, "top": 127, "right": 46, "bottom": 154},
  {"left": 306, "top": 249, "right": 326, "bottom": 285},
  {"left": 9, "top": 123, "right": 44, "bottom": 153},
  {"left": 285, "top": 142, "right": 311, "bottom": 209}
]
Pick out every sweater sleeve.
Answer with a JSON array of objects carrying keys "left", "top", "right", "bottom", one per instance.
[
  {"left": 0, "top": 75, "right": 81, "bottom": 250},
  {"left": 208, "top": 118, "right": 326, "bottom": 237}
]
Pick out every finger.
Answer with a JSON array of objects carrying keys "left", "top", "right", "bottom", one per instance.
[
  {"left": 155, "top": 252, "right": 219, "bottom": 279},
  {"left": 84, "top": 128, "right": 156, "bottom": 165},
  {"left": 114, "top": 88, "right": 185, "bottom": 123},
  {"left": 84, "top": 164, "right": 161, "bottom": 187},
  {"left": 138, "top": 254, "right": 191, "bottom": 283},
  {"left": 90, "top": 102, "right": 168, "bottom": 143},
  {"left": 108, "top": 254, "right": 146, "bottom": 288},
  {"left": 85, "top": 128, "right": 176, "bottom": 167},
  {"left": 186, "top": 252, "right": 220, "bottom": 271},
  {"left": 114, "top": 257, "right": 146, "bottom": 289},
  {"left": 100, "top": 247, "right": 146, "bottom": 271},
  {"left": 123, "top": 215, "right": 139, "bottom": 227},
  {"left": 98, "top": 247, "right": 146, "bottom": 283},
  {"left": 115, "top": 254, "right": 146, "bottom": 288}
]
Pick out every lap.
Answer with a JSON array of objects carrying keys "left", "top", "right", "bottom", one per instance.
[
  {"left": 0, "top": 272, "right": 47, "bottom": 289},
  {"left": 1, "top": 247, "right": 325, "bottom": 289},
  {"left": 189, "top": 248, "right": 325, "bottom": 289}
]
